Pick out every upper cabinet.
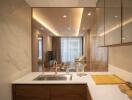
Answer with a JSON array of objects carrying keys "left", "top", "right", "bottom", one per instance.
[
  {"left": 105, "top": 0, "right": 122, "bottom": 45},
  {"left": 122, "top": 0, "right": 132, "bottom": 43},
  {"left": 96, "top": 0, "right": 105, "bottom": 46},
  {"left": 96, "top": 0, "right": 132, "bottom": 46}
]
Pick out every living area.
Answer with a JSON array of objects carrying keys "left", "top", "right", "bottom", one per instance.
[{"left": 32, "top": 7, "right": 108, "bottom": 72}]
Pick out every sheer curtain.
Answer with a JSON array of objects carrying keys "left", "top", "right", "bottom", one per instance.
[{"left": 61, "top": 37, "right": 82, "bottom": 63}]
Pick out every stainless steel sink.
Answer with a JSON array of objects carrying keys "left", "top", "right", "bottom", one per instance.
[{"left": 33, "top": 74, "right": 72, "bottom": 81}]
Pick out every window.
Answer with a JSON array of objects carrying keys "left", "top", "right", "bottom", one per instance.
[{"left": 61, "top": 37, "right": 82, "bottom": 63}]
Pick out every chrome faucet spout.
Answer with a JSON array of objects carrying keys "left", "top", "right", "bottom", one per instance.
[{"left": 55, "top": 67, "right": 58, "bottom": 75}]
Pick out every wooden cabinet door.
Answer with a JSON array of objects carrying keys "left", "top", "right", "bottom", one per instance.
[
  {"left": 50, "top": 84, "right": 87, "bottom": 100},
  {"left": 12, "top": 84, "right": 50, "bottom": 100},
  {"left": 50, "top": 95, "right": 83, "bottom": 100},
  {"left": 105, "top": 0, "right": 122, "bottom": 45},
  {"left": 96, "top": 0, "right": 105, "bottom": 46},
  {"left": 13, "top": 84, "right": 89, "bottom": 100},
  {"left": 122, "top": 0, "right": 132, "bottom": 43}
]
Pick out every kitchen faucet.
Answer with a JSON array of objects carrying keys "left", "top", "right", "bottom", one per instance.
[{"left": 54, "top": 61, "right": 58, "bottom": 75}]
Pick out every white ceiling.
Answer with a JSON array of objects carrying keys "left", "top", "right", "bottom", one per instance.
[
  {"left": 33, "top": 8, "right": 96, "bottom": 36},
  {"left": 79, "top": 8, "right": 96, "bottom": 35},
  {"left": 25, "top": 0, "right": 97, "bottom": 7}
]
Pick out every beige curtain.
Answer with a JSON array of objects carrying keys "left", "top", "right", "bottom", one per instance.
[{"left": 52, "top": 37, "right": 61, "bottom": 63}]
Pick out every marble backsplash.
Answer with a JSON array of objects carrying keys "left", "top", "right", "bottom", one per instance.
[{"left": 0, "top": 0, "right": 31, "bottom": 100}]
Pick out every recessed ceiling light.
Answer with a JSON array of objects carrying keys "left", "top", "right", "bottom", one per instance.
[
  {"left": 114, "top": 16, "right": 118, "bottom": 18},
  {"left": 63, "top": 15, "right": 67, "bottom": 18},
  {"left": 87, "top": 12, "right": 91, "bottom": 16}
]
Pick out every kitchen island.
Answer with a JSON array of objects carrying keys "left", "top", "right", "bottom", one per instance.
[{"left": 12, "top": 72, "right": 130, "bottom": 100}]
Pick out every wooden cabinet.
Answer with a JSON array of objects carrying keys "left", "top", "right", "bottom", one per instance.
[
  {"left": 12, "top": 84, "right": 91, "bottom": 100},
  {"left": 12, "top": 85, "right": 50, "bottom": 100},
  {"left": 86, "top": 86, "right": 92, "bottom": 100},
  {"left": 96, "top": 0, "right": 122, "bottom": 46},
  {"left": 96, "top": 0, "right": 105, "bottom": 46},
  {"left": 122, "top": 0, "right": 132, "bottom": 43},
  {"left": 105, "top": 0, "right": 122, "bottom": 45},
  {"left": 50, "top": 85, "right": 86, "bottom": 100}
]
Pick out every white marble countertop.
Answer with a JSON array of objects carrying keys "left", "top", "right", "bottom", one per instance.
[{"left": 12, "top": 72, "right": 131, "bottom": 100}]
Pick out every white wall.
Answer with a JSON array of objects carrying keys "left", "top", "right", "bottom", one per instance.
[
  {"left": 0, "top": 0, "right": 31, "bottom": 100},
  {"left": 109, "top": 45, "right": 132, "bottom": 73},
  {"left": 109, "top": 64, "right": 132, "bottom": 83}
]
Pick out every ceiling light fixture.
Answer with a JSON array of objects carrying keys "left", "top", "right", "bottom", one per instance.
[
  {"left": 63, "top": 15, "right": 67, "bottom": 18},
  {"left": 114, "top": 15, "right": 118, "bottom": 18},
  {"left": 33, "top": 15, "right": 59, "bottom": 36},
  {"left": 87, "top": 12, "right": 92, "bottom": 16}
]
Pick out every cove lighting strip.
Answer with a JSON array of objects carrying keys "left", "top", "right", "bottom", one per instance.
[
  {"left": 99, "top": 18, "right": 132, "bottom": 37},
  {"left": 33, "top": 15, "right": 59, "bottom": 36}
]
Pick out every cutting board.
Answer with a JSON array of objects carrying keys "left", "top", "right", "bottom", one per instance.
[{"left": 92, "top": 74, "right": 126, "bottom": 85}]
